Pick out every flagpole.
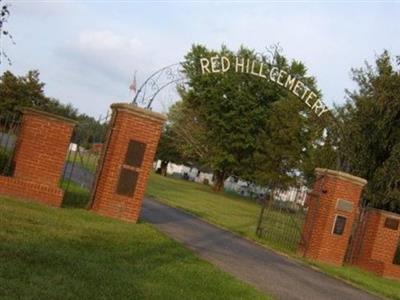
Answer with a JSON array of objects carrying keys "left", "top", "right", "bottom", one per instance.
[{"left": 130, "top": 70, "right": 137, "bottom": 104}]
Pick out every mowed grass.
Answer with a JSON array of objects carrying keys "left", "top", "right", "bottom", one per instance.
[
  {"left": 0, "top": 197, "right": 270, "bottom": 300},
  {"left": 146, "top": 173, "right": 291, "bottom": 252},
  {"left": 60, "top": 180, "right": 91, "bottom": 208},
  {"left": 66, "top": 150, "right": 99, "bottom": 172},
  {"left": 146, "top": 173, "right": 400, "bottom": 300},
  {"left": 312, "top": 263, "right": 400, "bottom": 300},
  {"left": 147, "top": 174, "right": 261, "bottom": 235}
]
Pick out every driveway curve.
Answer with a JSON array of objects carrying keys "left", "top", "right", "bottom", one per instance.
[{"left": 141, "top": 198, "right": 381, "bottom": 300}]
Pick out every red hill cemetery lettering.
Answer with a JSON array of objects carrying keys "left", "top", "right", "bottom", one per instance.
[{"left": 200, "top": 56, "right": 330, "bottom": 117}]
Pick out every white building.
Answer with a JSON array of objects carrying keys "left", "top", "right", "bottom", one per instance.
[
  {"left": 154, "top": 160, "right": 214, "bottom": 185},
  {"left": 153, "top": 160, "right": 308, "bottom": 202}
]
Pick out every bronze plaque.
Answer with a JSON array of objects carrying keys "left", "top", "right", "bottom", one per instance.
[
  {"left": 333, "top": 216, "right": 347, "bottom": 235},
  {"left": 384, "top": 217, "right": 399, "bottom": 230},
  {"left": 116, "top": 168, "right": 139, "bottom": 197},
  {"left": 124, "top": 140, "right": 146, "bottom": 168}
]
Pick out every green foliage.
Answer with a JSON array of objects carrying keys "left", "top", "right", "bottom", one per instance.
[
  {"left": 175, "top": 44, "right": 322, "bottom": 189},
  {"left": 301, "top": 51, "right": 400, "bottom": 211},
  {"left": 156, "top": 123, "right": 184, "bottom": 165},
  {"left": 72, "top": 114, "right": 109, "bottom": 147},
  {"left": 300, "top": 115, "right": 340, "bottom": 185},
  {"left": 323, "top": 51, "right": 400, "bottom": 212},
  {"left": 167, "top": 101, "right": 210, "bottom": 168},
  {"left": 0, "top": 70, "right": 78, "bottom": 119},
  {"left": 0, "top": 70, "right": 108, "bottom": 150},
  {"left": 60, "top": 180, "right": 91, "bottom": 208},
  {"left": 0, "top": 146, "right": 13, "bottom": 175}
]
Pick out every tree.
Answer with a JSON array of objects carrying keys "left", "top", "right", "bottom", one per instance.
[
  {"left": 0, "top": 70, "right": 108, "bottom": 148},
  {"left": 336, "top": 51, "right": 400, "bottom": 212},
  {"left": 250, "top": 97, "right": 323, "bottom": 189},
  {"left": 155, "top": 123, "right": 184, "bottom": 176},
  {"left": 178, "top": 44, "right": 322, "bottom": 191},
  {"left": 309, "top": 51, "right": 400, "bottom": 212},
  {"left": 0, "top": 70, "right": 78, "bottom": 119},
  {"left": 0, "top": 70, "right": 48, "bottom": 117}
]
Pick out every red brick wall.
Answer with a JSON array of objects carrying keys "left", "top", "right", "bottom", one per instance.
[
  {"left": 13, "top": 109, "right": 75, "bottom": 186},
  {"left": 0, "top": 108, "right": 75, "bottom": 207},
  {"left": 300, "top": 168, "right": 367, "bottom": 266},
  {"left": 353, "top": 209, "right": 400, "bottom": 279},
  {"left": 0, "top": 176, "right": 64, "bottom": 206},
  {"left": 90, "top": 103, "right": 166, "bottom": 223}
]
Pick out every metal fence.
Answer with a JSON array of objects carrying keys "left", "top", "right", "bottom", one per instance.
[
  {"left": 61, "top": 112, "right": 111, "bottom": 208},
  {"left": 256, "top": 185, "right": 310, "bottom": 253},
  {"left": 0, "top": 113, "right": 21, "bottom": 176},
  {"left": 394, "top": 239, "right": 400, "bottom": 265}
]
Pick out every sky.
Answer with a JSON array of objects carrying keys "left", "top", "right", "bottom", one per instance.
[{"left": 1, "top": 0, "right": 400, "bottom": 117}]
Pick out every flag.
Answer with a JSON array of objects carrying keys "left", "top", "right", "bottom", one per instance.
[{"left": 129, "top": 72, "right": 137, "bottom": 93}]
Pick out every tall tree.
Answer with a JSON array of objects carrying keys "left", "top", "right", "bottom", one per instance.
[
  {"left": 0, "top": 70, "right": 108, "bottom": 148},
  {"left": 0, "top": 70, "right": 78, "bottom": 119},
  {"left": 177, "top": 44, "right": 322, "bottom": 191},
  {"left": 338, "top": 51, "right": 400, "bottom": 212},
  {"left": 155, "top": 123, "right": 184, "bottom": 176},
  {"left": 0, "top": 70, "right": 48, "bottom": 117}
]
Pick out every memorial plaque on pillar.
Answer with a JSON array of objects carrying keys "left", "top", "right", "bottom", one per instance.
[
  {"left": 116, "top": 168, "right": 139, "bottom": 197},
  {"left": 384, "top": 217, "right": 399, "bottom": 230},
  {"left": 333, "top": 215, "right": 347, "bottom": 235},
  {"left": 116, "top": 140, "right": 146, "bottom": 197},
  {"left": 125, "top": 140, "right": 146, "bottom": 167},
  {"left": 336, "top": 199, "right": 353, "bottom": 213}
]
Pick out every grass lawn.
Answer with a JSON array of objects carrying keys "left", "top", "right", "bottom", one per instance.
[
  {"left": 146, "top": 173, "right": 288, "bottom": 252},
  {"left": 66, "top": 150, "right": 99, "bottom": 172},
  {"left": 60, "top": 180, "right": 91, "bottom": 208},
  {"left": 0, "top": 145, "right": 14, "bottom": 176},
  {"left": 0, "top": 197, "right": 270, "bottom": 300},
  {"left": 311, "top": 263, "right": 400, "bottom": 300},
  {"left": 146, "top": 173, "right": 400, "bottom": 300}
]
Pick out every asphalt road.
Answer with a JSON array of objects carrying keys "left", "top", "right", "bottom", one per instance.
[{"left": 141, "top": 198, "right": 381, "bottom": 300}]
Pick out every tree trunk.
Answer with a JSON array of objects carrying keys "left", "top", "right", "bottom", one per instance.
[
  {"left": 212, "top": 170, "right": 226, "bottom": 192},
  {"left": 160, "top": 160, "right": 169, "bottom": 176}
]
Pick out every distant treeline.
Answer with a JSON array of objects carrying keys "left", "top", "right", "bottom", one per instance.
[{"left": 0, "top": 70, "right": 108, "bottom": 146}]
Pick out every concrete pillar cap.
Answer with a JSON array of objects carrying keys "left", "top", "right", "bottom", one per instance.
[
  {"left": 315, "top": 168, "right": 367, "bottom": 187},
  {"left": 366, "top": 207, "right": 400, "bottom": 219},
  {"left": 21, "top": 107, "right": 77, "bottom": 125},
  {"left": 111, "top": 103, "right": 167, "bottom": 123}
]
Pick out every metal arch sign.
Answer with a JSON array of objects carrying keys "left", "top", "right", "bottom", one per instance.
[{"left": 199, "top": 56, "right": 330, "bottom": 117}]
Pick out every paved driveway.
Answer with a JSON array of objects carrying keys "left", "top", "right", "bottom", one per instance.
[{"left": 141, "top": 199, "right": 381, "bottom": 300}]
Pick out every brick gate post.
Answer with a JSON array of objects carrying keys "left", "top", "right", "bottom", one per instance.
[
  {"left": 352, "top": 209, "right": 400, "bottom": 278},
  {"left": 299, "top": 168, "right": 367, "bottom": 265},
  {"left": 90, "top": 103, "right": 166, "bottom": 222},
  {"left": 11, "top": 108, "right": 76, "bottom": 206}
]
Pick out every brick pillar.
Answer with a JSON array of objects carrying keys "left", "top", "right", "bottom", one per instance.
[
  {"left": 11, "top": 108, "right": 76, "bottom": 206},
  {"left": 14, "top": 108, "right": 76, "bottom": 186},
  {"left": 90, "top": 103, "right": 166, "bottom": 222},
  {"left": 300, "top": 168, "right": 367, "bottom": 265},
  {"left": 353, "top": 209, "right": 400, "bottom": 279}
]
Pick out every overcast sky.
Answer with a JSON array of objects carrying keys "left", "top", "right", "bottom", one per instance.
[{"left": 1, "top": 1, "right": 399, "bottom": 117}]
